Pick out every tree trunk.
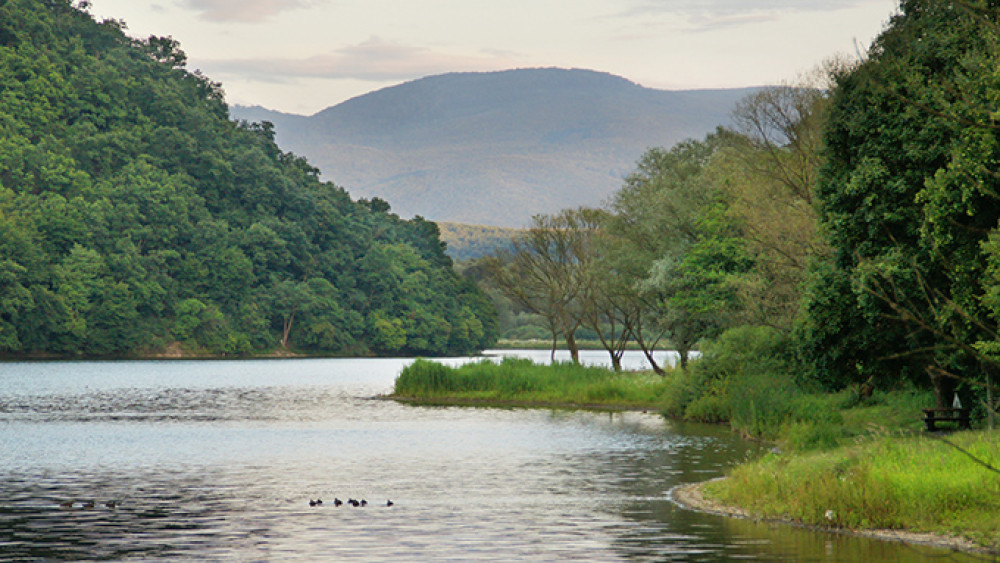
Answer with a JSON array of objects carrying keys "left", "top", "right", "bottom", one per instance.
[
  {"left": 631, "top": 328, "right": 665, "bottom": 375},
  {"left": 678, "top": 347, "right": 689, "bottom": 371},
  {"left": 282, "top": 312, "right": 295, "bottom": 349},
  {"left": 565, "top": 331, "right": 580, "bottom": 364},
  {"left": 610, "top": 352, "right": 622, "bottom": 372},
  {"left": 550, "top": 329, "right": 558, "bottom": 363},
  {"left": 930, "top": 368, "right": 955, "bottom": 409},
  {"left": 646, "top": 351, "right": 665, "bottom": 376}
]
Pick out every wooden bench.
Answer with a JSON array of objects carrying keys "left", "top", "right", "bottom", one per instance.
[{"left": 922, "top": 408, "right": 970, "bottom": 432}]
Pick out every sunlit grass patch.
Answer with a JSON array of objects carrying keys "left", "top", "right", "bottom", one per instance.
[{"left": 705, "top": 430, "right": 1000, "bottom": 549}]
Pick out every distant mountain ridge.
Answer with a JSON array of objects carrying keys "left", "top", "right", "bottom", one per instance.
[{"left": 231, "top": 69, "right": 758, "bottom": 227}]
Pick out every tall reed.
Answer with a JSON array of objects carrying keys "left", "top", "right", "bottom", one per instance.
[{"left": 393, "top": 357, "right": 670, "bottom": 408}]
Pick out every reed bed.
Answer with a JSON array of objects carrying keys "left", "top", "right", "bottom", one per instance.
[{"left": 392, "top": 357, "right": 670, "bottom": 409}]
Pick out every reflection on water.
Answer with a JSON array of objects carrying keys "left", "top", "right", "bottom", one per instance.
[{"left": 0, "top": 356, "right": 978, "bottom": 561}]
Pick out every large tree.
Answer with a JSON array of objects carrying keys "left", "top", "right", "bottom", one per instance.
[
  {"left": 722, "top": 67, "right": 838, "bottom": 331},
  {"left": 608, "top": 133, "right": 747, "bottom": 370},
  {"left": 801, "top": 0, "right": 1000, "bottom": 406}
]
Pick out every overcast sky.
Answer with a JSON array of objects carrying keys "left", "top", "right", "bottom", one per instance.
[{"left": 85, "top": 0, "right": 899, "bottom": 115}]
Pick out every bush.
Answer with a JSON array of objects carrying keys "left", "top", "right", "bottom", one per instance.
[
  {"left": 684, "top": 393, "right": 729, "bottom": 423},
  {"left": 663, "top": 326, "right": 803, "bottom": 432},
  {"left": 783, "top": 421, "right": 840, "bottom": 451},
  {"left": 727, "top": 372, "right": 799, "bottom": 439}
]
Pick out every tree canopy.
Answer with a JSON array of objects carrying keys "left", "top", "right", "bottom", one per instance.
[{"left": 800, "top": 0, "right": 1000, "bottom": 405}]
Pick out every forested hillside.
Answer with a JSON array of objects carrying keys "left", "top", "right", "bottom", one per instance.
[
  {"left": 0, "top": 0, "right": 496, "bottom": 357},
  {"left": 231, "top": 73, "right": 757, "bottom": 227}
]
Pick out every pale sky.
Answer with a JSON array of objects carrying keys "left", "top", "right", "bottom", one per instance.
[{"left": 85, "top": 0, "right": 899, "bottom": 116}]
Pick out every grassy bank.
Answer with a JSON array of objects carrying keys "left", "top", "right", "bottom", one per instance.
[
  {"left": 392, "top": 357, "right": 670, "bottom": 409},
  {"left": 704, "top": 431, "right": 1000, "bottom": 551}
]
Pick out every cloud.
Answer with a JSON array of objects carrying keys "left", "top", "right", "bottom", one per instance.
[
  {"left": 201, "top": 38, "right": 521, "bottom": 82},
  {"left": 178, "top": 0, "right": 322, "bottom": 23},
  {"left": 618, "top": 0, "right": 873, "bottom": 31}
]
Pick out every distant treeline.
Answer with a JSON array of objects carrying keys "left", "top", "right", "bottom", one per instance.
[{"left": 0, "top": 0, "right": 496, "bottom": 357}]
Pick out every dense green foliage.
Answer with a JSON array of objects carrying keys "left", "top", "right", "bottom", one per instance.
[
  {"left": 799, "top": 0, "right": 1000, "bottom": 403},
  {"left": 0, "top": 0, "right": 495, "bottom": 357}
]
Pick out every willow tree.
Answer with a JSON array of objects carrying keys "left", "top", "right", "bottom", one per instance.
[{"left": 489, "top": 208, "right": 601, "bottom": 364}]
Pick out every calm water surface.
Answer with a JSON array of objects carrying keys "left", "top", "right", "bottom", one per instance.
[{"left": 0, "top": 352, "right": 975, "bottom": 561}]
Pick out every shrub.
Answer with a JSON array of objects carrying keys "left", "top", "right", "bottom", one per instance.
[{"left": 666, "top": 326, "right": 803, "bottom": 433}]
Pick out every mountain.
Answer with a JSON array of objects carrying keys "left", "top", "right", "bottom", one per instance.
[
  {"left": 0, "top": 0, "right": 495, "bottom": 358},
  {"left": 231, "top": 70, "right": 758, "bottom": 227}
]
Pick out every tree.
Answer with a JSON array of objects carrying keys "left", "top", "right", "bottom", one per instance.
[
  {"left": 722, "top": 66, "right": 840, "bottom": 330},
  {"left": 489, "top": 208, "right": 600, "bottom": 364},
  {"left": 607, "top": 134, "right": 744, "bottom": 370},
  {"left": 802, "top": 0, "right": 1000, "bottom": 406}
]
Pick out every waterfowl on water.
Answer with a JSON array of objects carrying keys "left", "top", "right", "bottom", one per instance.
[
  {"left": 309, "top": 499, "right": 323, "bottom": 507},
  {"left": 348, "top": 499, "right": 360, "bottom": 507},
  {"left": 386, "top": 500, "right": 394, "bottom": 507},
  {"left": 333, "top": 498, "right": 343, "bottom": 507},
  {"left": 59, "top": 501, "right": 74, "bottom": 510},
  {"left": 82, "top": 501, "right": 95, "bottom": 510},
  {"left": 104, "top": 501, "right": 117, "bottom": 509},
  {"left": 360, "top": 499, "right": 367, "bottom": 507}
]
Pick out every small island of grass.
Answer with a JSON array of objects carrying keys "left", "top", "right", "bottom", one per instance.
[{"left": 391, "top": 357, "right": 670, "bottom": 410}]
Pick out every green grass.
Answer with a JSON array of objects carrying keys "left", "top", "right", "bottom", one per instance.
[
  {"left": 392, "top": 357, "right": 671, "bottom": 409},
  {"left": 705, "top": 430, "right": 1000, "bottom": 550}
]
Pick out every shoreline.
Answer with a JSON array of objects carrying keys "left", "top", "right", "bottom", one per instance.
[
  {"left": 670, "top": 479, "right": 993, "bottom": 556},
  {"left": 386, "top": 394, "right": 660, "bottom": 412}
]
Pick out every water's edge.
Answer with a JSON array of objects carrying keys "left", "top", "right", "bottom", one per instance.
[{"left": 671, "top": 480, "right": 991, "bottom": 556}]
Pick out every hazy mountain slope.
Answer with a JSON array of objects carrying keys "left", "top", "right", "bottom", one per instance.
[
  {"left": 232, "top": 69, "right": 757, "bottom": 227},
  {"left": 437, "top": 222, "right": 520, "bottom": 261}
]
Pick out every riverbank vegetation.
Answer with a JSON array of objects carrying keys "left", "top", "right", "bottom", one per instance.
[
  {"left": 705, "top": 432, "right": 1000, "bottom": 551},
  {"left": 0, "top": 1, "right": 496, "bottom": 359},
  {"left": 392, "top": 335, "right": 999, "bottom": 551},
  {"left": 394, "top": 357, "right": 670, "bottom": 409}
]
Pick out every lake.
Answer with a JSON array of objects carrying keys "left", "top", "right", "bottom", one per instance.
[{"left": 0, "top": 352, "right": 975, "bottom": 560}]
